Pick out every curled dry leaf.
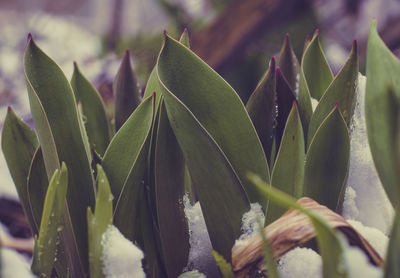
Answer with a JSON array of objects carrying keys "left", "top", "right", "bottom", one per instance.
[{"left": 232, "top": 197, "right": 383, "bottom": 277}]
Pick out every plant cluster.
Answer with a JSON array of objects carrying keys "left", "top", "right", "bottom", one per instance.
[{"left": 1, "top": 21, "right": 400, "bottom": 278}]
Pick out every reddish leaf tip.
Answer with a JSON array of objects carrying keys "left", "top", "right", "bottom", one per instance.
[
  {"left": 184, "top": 27, "right": 188, "bottom": 32},
  {"left": 292, "top": 100, "right": 297, "bottom": 106},
  {"left": 276, "top": 66, "right": 281, "bottom": 72},
  {"left": 27, "top": 33, "right": 32, "bottom": 42},
  {"left": 152, "top": 91, "right": 156, "bottom": 97},
  {"left": 163, "top": 29, "right": 168, "bottom": 35},
  {"left": 305, "top": 34, "right": 310, "bottom": 40},
  {"left": 77, "top": 100, "right": 82, "bottom": 105},
  {"left": 285, "top": 33, "right": 290, "bottom": 38},
  {"left": 335, "top": 101, "right": 339, "bottom": 107},
  {"left": 125, "top": 49, "right": 130, "bottom": 56},
  {"left": 73, "top": 61, "right": 78, "bottom": 67},
  {"left": 314, "top": 29, "right": 319, "bottom": 35},
  {"left": 7, "top": 106, "right": 11, "bottom": 112}
]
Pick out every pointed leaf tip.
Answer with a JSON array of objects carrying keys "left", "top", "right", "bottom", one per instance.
[
  {"left": 276, "top": 66, "right": 281, "bottom": 72},
  {"left": 125, "top": 49, "right": 130, "bottom": 57},
  {"left": 152, "top": 91, "right": 156, "bottom": 97},
  {"left": 7, "top": 106, "right": 11, "bottom": 112},
  {"left": 184, "top": 27, "right": 188, "bottom": 32},
  {"left": 335, "top": 101, "right": 339, "bottom": 107},
  {"left": 163, "top": 29, "right": 168, "bottom": 35},
  {"left": 314, "top": 29, "right": 320, "bottom": 36},
  {"left": 293, "top": 100, "right": 297, "bottom": 106},
  {"left": 27, "top": 33, "right": 32, "bottom": 41}
]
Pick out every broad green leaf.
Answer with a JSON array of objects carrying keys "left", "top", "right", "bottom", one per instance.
[
  {"left": 270, "top": 102, "right": 304, "bottom": 220},
  {"left": 87, "top": 165, "right": 113, "bottom": 278},
  {"left": 143, "top": 68, "right": 162, "bottom": 108},
  {"left": 301, "top": 31, "right": 333, "bottom": 100},
  {"left": 277, "top": 34, "right": 300, "bottom": 91},
  {"left": 246, "top": 57, "right": 276, "bottom": 164},
  {"left": 1, "top": 107, "right": 38, "bottom": 233},
  {"left": 24, "top": 36, "right": 95, "bottom": 277},
  {"left": 155, "top": 101, "right": 189, "bottom": 278},
  {"left": 27, "top": 147, "right": 47, "bottom": 234},
  {"left": 179, "top": 28, "right": 190, "bottom": 48},
  {"left": 71, "top": 62, "right": 110, "bottom": 155},
  {"left": 258, "top": 220, "right": 280, "bottom": 278},
  {"left": 113, "top": 50, "right": 142, "bottom": 130},
  {"left": 275, "top": 68, "right": 296, "bottom": 149},
  {"left": 308, "top": 41, "right": 358, "bottom": 146},
  {"left": 384, "top": 210, "right": 400, "bottom": 277},
  {"left": 212, "top": 250, "right": 234, "bottom": 278},
  {"left": 365, "top": 21, "right": 400, "bottom": 207},
  {"left": 304, "top": 106, "right": 349, "bottom": 212},
  {"left": 157, "top": 34, "right": 270, "bottom": 208},
  {"left": 157, "top": 36, "right": 253, "bottom": 260},
  {"left": 102, "top": 94, "right": 155, "bottom": 241},
  {"left": 178, "top": 271, "right": 206, "bottom": 278},
  {"left": 32, "top": 163, "right": 68, "bottom": 278},
  {"left": 247, "top": 173, "right": 349, "bottom": 278},
  {"left": 139, "top": 185, "right": 167, "bottom": 278}
]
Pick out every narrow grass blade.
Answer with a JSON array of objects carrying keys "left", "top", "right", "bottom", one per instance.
[
  {"left": 32, "top": 163, "right": 68, "bottom": 278},
  {"left": 212, "top": 250, "right": 234, "bottom": 278}
]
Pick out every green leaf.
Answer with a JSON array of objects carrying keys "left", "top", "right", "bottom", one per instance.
[
  {"left": 270, "top": 102, "right": 304, "bottom": 220},
  {"left": 102, "top": 94, "right": 155, "bottom": 241},
  {"left": 32, "top": 163, "right": 68, "bottom": 278},
  {"left": 155, "top": 101, "right": 189, "bottom": 278},
  {"left": 212, "top": 250, "right": 235, "bottom": 278},
  {"left": 275, "top": 68, "right": 296, "bottom": 151},
  {"left": 258, "top": 220, "right": 280, "bottom": 278},
  {"left": 24, "top": 36, "right": 95, "bottom": 277},
  {"left": 179, "top": 28, "right": 191, "bottom": 48},
  {"left": 87, "top": 165, "right": 113, "bottom": 278},
  {"left": 1, "top": 107, "right": 38, "bottom": 233},
  {"left": 143, "top": 67, "right": 162, "bottom": 108},
  {"left": 300, "top": 31, "right": 333, "bottom": 100},
  {"left": 246, "top": 57, "right": 276, "bottom": 164},
  {"left": 365, "top": 21, "right": 400, "bottom": 208},
  {"left": 247, "top": 173, "right": 349, "bottom": 278},
  {"left": 71, "top": 62, "right": 110, "bottom": 156},
  {"left": 27, "top": 147, "right": 47, "bottom": 234},
  {"left": 158, "top": 33, "right": 270, "bottom": 208},
  {"left": 157, "top": 35, "right": 254, "bottom": 260},
  {"left": 308, "top": 41, "right": 358, "bottom": 146},
  {"left": 113, "top": 50, "right": 142, "bottom": 130},
  {"left": 384, "top": 210, "right": 400, "bottom": 277},
  {"left": 303, "top": 106, "right": 349, "bottom": 212},
  {"left": 277, "top": 34, "right": 300, "bottom": 91}
]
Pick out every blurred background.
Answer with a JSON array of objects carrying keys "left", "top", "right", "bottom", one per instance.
[{"left": 1, "top": 0, "right": 400, "bottom": 257}]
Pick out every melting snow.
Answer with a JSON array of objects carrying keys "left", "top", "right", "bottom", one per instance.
[
  {"left": 101, "top": 225, "right": 145, "bottom": 278},
  {"left": 235, "top": 203, "right": 265, "bottom": 247},
  {"left": 343, "top": 73, "right": 394, "bottom": 234},
  {"left": 311, "top": 97, "right": 319, "bottom": 112},
  {"left": 278, "top": 247, "right": 322, "bottom": 278},
  {"left": 183, "top": 195, "right": 219, "bottom": 277}
]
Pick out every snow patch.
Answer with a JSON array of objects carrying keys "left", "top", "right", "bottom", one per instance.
[
  {"left": 235, "top": 203, "right": 265, "bottom": 247},
  {"left": 1, "top": 248, "right": 36, "bottom": 278},
  {"left": 343, "top": 73, "right": 394, "bottom": 234},
  {"left": 342, "top": 244, "right": 382, "bottom": 278},
  {"left": 101, "top": 225, "right": 145, "bottom": 278},
  {"left": 278, "top": 247, "right": 322, "bottom": 278},
  {"left": 183, "top": 195, "right": 219, "bottom": 277},
  {"left": 311, "top": 97, "right": 319, "bottom": 112},
  {"left": 347, "top": 219, "right": 389, "bottom": 258}
]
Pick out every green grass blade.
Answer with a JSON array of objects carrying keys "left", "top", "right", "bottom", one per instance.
[
  {"left": 1, "top": 107, "right": 38, "bottom": 233},
  {"left": 87, "top": 165, "right": 113, "bottom": 278},
  {"left": 157, "top": 33, "right": 270, "bottom": 210},
  {"left": 304, "top": 106, "right": 349, "bottom": 212},
  {"left": 384, "top": 210, "right": 400, "bottom": 277},
  {"left": 212, "top": 250, "right": 235, "bottom": 278},
  {"left": 308, "top": 41, "right": 358, "bottom": 146},
  {"left": 365, "top": 21, "right": 400, "bottom": 208},
  {"left": 32, "top": 163, "right": 68, "bottom": 278},
  {"left": 71, "top": 62, "right": 111, "bottom": 156},
  {"left": 246, "top": 58, "right": 276, "bottom": 164},
  {"left": 258, "top": 220, "right": 280, "bottom": 278},
  {"left": 113, "top": 50, "right": 142, "bottom": 131},
  {"left": 247, "top": 173, "right": 349, "bottom": 278},
  {"left": 155, "top": 101, "right": 189, "bottom": 277},
  {"left": 270, "top": 102, "right": 304, "bottom": 220}
]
